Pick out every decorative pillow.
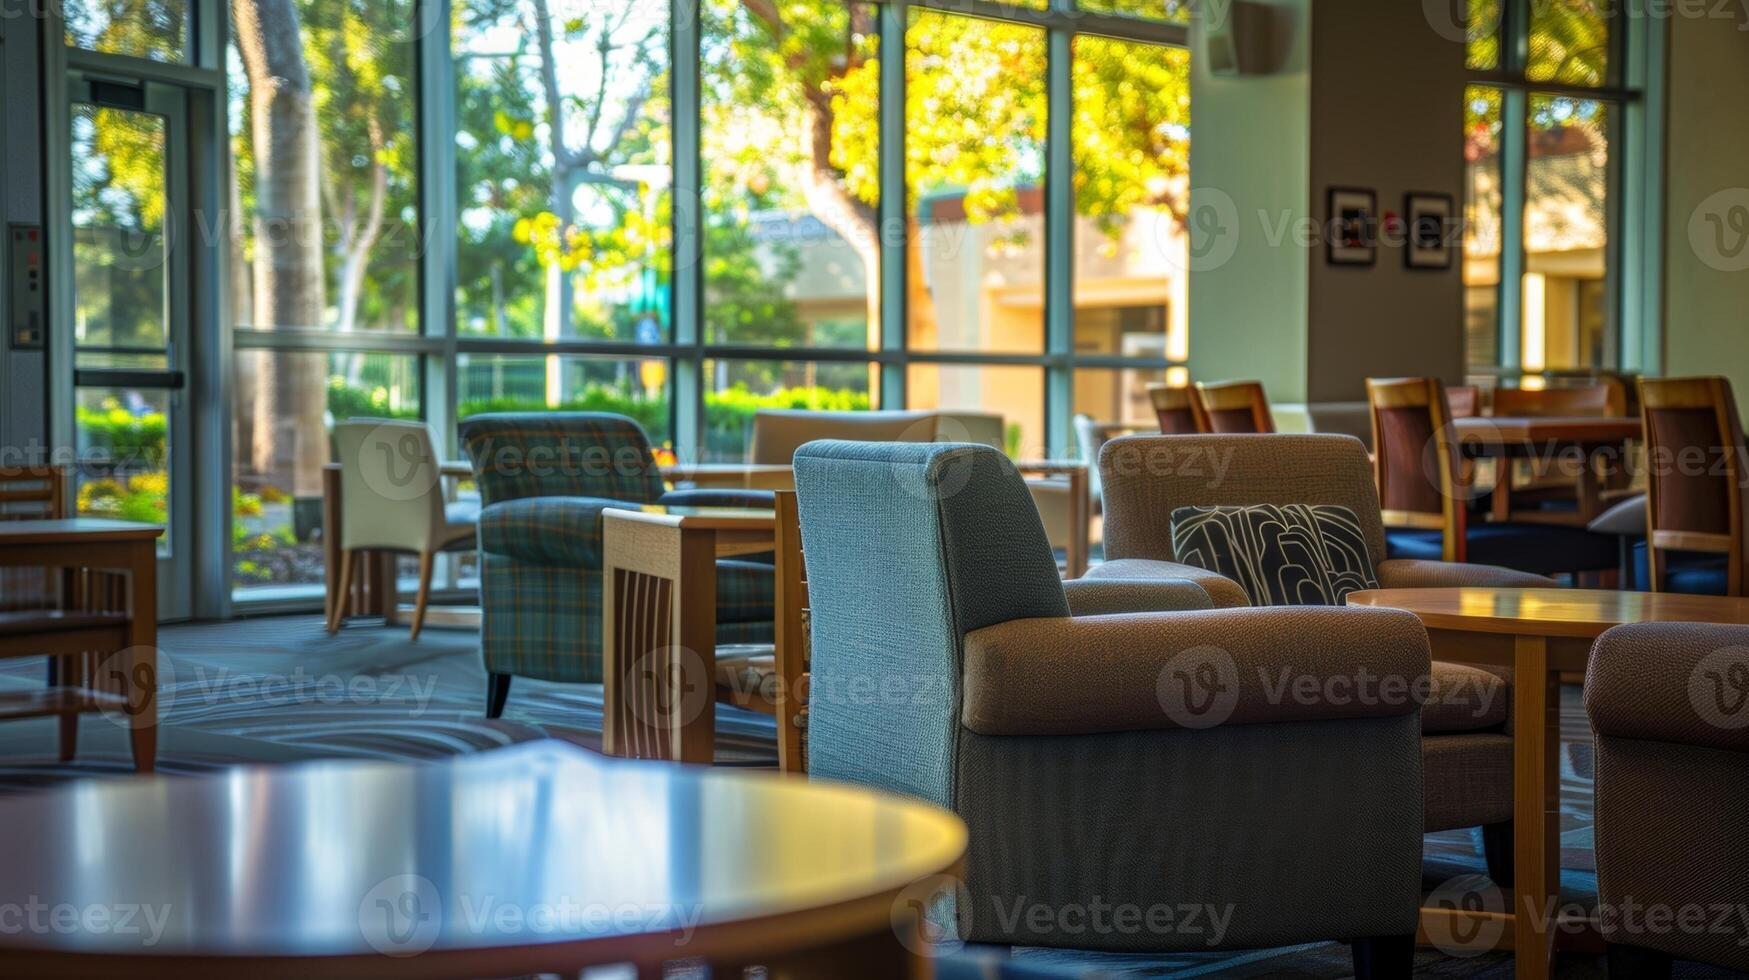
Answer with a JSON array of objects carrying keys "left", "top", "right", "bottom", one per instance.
[{"left": 1170, "top": 504, "right": 1379, "bottom": 606}]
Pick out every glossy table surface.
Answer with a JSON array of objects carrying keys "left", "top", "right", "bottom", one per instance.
[
  {"left": 1348, "top": 587, "right": 1749, "bottom": 638},
  {"left": 0, "top": 741, "right": 966, "bottom": 974},
  {"left": 608, "top": 504, "right": 777, "bottom": 527}
]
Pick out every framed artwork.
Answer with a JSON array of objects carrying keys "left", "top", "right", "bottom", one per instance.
[
  {"left": 1327, "top": 187, "right": 1377, "bottom": 265},
  {"left": 1404, "top": 191, "right": 1456, "bottom": 270}
]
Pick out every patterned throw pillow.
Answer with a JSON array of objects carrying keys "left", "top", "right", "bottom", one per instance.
[{"left": 1170, "top": 504, "right": 1380, "bottom": 606}]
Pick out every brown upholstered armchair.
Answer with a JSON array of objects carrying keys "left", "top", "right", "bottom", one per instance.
[
  {"left": 1094, "top": 433, "right": 1554, "bottom": 878},
  {"left": 1586, "top": 623, "right": 1749, "bottom": 978}
]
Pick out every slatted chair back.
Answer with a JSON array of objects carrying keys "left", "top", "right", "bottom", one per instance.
[
  {"left": 1193, "top": 380, "right": 1274, "bottom": 433},
  {"left": 0, "top": 467, "right": 67, "bottom": 611},
  {"left": 1367, "top": 377, "right": 1466, "bottom": 562},
  {"left": 1638, "top": 377, "right": 1747, "bottom": 595}
]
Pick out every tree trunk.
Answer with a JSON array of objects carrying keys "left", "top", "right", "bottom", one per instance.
[{"left": 235, "top": 0, "right": 328, "bottom": 500}]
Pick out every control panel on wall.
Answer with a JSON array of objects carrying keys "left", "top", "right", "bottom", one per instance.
[{"left": 9, "top": 224, "right": 45, "bottom": 349}]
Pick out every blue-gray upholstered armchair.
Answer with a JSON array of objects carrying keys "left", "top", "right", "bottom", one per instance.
[
  {"left": 459, "top": 413, "right": 773, "bottom": 717},
  {"left": 793, "top": 440, "right": 1431, "bottom": 975}
]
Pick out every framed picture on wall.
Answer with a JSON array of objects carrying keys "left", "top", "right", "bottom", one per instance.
[
  {"left": 1327, "top": 187, "right": 1377, "bottom": 265},
  {"left": 1404, "top": 192, "right": 1456, "bottom": 270}
]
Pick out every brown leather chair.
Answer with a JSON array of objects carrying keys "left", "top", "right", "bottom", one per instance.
[
  {"left": 1367, "top": 377, "right": 1616, "bottom": 576},
  {"left": 1096, "top": 432, "right": 1545, "bottom": 878},
  {"left": 1446, "top": 385, "right": 1482, "bottom": 419},
  {"left": 1193, "top": 380, "right": 1274, "bottom": 433},
  {"left": 1586, "top": 622, "right": 1749, "bottom": 977},
  {"left": 1637, "top": 376, "right": 1746, "bottom": 595},
  {"left": 1146, "top": 383, "right": 1207, "bottom": 434},
  {"left": 1493, "top": 382, "right": 1626, "bottom": 418},
  {"left": 1491, "top": 383, "right": 1627, "bottom": 520}
]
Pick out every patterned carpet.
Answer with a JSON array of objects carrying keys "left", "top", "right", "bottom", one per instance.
[{"left": 0, "top": 615, "right": 1739, "bottom": 978}]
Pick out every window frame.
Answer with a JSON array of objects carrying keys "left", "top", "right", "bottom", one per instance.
[{"left": 1462, "top": 0, "right": 1647, "bottom": 384}]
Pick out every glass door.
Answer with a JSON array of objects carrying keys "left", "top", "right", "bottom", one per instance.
[{"left": 64, "top": 75, "right": 194, "bottom": 620}]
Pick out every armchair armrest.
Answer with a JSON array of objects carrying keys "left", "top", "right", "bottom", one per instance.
[
  {"left": 476, "top": 495, "right": 626, "bottom": 566},
  {"left": 961, "top": 605, "right": 1431, "bottom": 736},
  {"left": 1085, "top": 557, "right": 1252, "bottom": 608},
  {"left": 1586, "top": 622, "right": 1749, "bottom": 754},
  {"left": 657, "top": 488, "right": 776, "bottom": 508},
  {"left": 1376, "top": 558, "right": 1554, "bottom": 589},
  {"left": 1062, "top": 577, "right": 1213, "bottom": 616}
]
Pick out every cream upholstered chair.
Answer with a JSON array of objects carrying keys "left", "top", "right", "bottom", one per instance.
[{"left": 329, "top": 419, "right": 478, "bottom": 639}]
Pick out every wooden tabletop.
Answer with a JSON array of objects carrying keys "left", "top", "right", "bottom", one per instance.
[
  {"left": 606, "top": 504, "right": 777, "bottom": 528},
  {"left": 0, "top": 741, "right": 965, "bottom": 976},
  {"left": 1453, "top": 415, "right": 1641, "bottom": 447},
  {"left": 0, "top": 518, "right": 165, "bottom": 545},
  {"left": 1348, "top": 587, "right": 1749, "bottom": 639}
]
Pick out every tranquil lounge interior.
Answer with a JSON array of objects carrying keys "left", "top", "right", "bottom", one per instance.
[{"left": 1, "top": 0, "right": 1747, "bottom": 976}]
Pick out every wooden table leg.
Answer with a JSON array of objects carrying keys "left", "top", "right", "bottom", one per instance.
[
  {"left": 125, "top": 538, "right": 158, "bottom": 773},
  {"left": 1067, "top": 468, "right": 1089, "bottom": 579},
  {"left": 322, "top": 466, "right": 342, "bottom": 628},
  {"left": 1513, "top": 634, "right": 1559, "bottom": 980}
]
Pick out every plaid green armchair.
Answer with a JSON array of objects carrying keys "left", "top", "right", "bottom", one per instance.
[{"left": 458, "top": 413, "right": 774, "bottom": 717}]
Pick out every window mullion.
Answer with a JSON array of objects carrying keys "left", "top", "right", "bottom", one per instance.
[
  {"left": 1044, "top": 23, "right": 1073, "bottom": 458},
  {"left": 1498, "top": 87, "right": 1528, "bottom": 378},
  {"left": 879, "top": 0, "right": 909, "bottom": 410},
  {"left": 672, "top": 0, "right": 704, "bottom": 456}
]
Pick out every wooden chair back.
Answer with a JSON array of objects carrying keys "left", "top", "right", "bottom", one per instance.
[
  {"left": 1193, "top": 381, "right": 1274, "bottom": 434},
  {"left": 1367, "top": 377, "right": 1466, "bottom": 561},
  {"left": 1145, "top": 384, "right": 1207, "bottom": 434},
  {"left": 0, "top": 467, "right": 67, "bottom": 610},
  {"left": 1638, "top": 377, "right": 1746, "bottom": 595},
  {"left": 1492, "top": 382, "right": 1625, "bottom": 418},
  {"left": 1446, "top": 386, "right": 1482, "bottom": 419}
]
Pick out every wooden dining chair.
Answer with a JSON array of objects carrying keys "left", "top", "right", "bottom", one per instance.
[
  {"left": 1491, "top": 383, "right": 1630, "bottom": 524},
  {"left": 0, "top": 466, "right": 130, "bottom": 763},
  {"left": 1367, "top": 377, "right": 1617, "bottom": 576},
  {"left": 1193, "top": 380, "right": 1274, "bottom": 433},
  {"left": 612, "top": 490, "right": 812, "bottom": 771},
  {"left": 1637, "top": 376, "right": 1746, "bottom": 596},
  {"left": 1145, "top": 383, "right": 1207, "bottom": 434},
  {"left": 1445, "top": 385, "right": 1482, "bottom": 419}
]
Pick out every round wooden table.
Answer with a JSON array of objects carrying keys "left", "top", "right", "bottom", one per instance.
[
  {"left": 1346, "top": 587, "right": 1749, "bottom": 980},
  {"left": 0, "top": 741, "right": 966, "bottom": 978}
]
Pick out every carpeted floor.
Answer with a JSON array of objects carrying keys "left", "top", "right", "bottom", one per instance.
[{"left": 0, "top": 615, "right": 1739, "bottom": 978}]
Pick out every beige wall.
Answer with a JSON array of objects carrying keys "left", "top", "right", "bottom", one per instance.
[
  {"left": 1662, "top": 7, "right": 1749, "bottom": 410},
  {"left": 1304, "top": 0, "right": 1467, "bottom": 403},
  {"left": 1186, "top": 0, "right": 1311, "bottom": 402},
  {"left": 1188, "top": 0, "right": 1466, "bottom": 407}
]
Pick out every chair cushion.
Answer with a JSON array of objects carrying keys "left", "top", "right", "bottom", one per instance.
[
  {"left": 714, "top": 645, "right": 777, "bottom": 701},
  {"left": 476, "top": 496, "right": 624, "bottom": 566},
  {"left": 1424, "top": 661, "right": 1508, "bottom": 733},
  {"left": 1170, "top": 504, "right": 1379, "bottom": 606},
  {"left": 716, "top": 559, "right": 775, "bottom": 624},
  {"left": 1386, "top": 522, "right": 1619, "bottom": 575},
  {"left": 1631, "top": 541, "right": 1729, "bottom": 595}
]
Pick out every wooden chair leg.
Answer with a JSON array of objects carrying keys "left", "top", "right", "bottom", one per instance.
[
  {"left": 58, "top": 713, "right": 79, "bottom": 762},
  {"left": 409, "top": 551, "right": 435, "bottom": 641},
  {"left": 328, "top": 549, "right": 356, "bottom": 633},
  {"left": 485, "top": 673, "right": 512, "bottom": 719}
]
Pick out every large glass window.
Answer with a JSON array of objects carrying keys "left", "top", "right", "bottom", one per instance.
[
  {"left": 452, "top": 0, "right": 672, "bottom": 343},
  {"left": 1461, "top": 3, "right": 1628, "bottom": 380},
  {"left": 701, "top": 0, "right": 879, "bottom": 351},
  {"left": 905, "top": 10, "right": 1047, "bottom": 355},
  {"left": 65, "top": 0, "right": 189, "bottom": 62},
  {"left": 214, "top": 0, "right": 1189, "bottom": 605}
]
